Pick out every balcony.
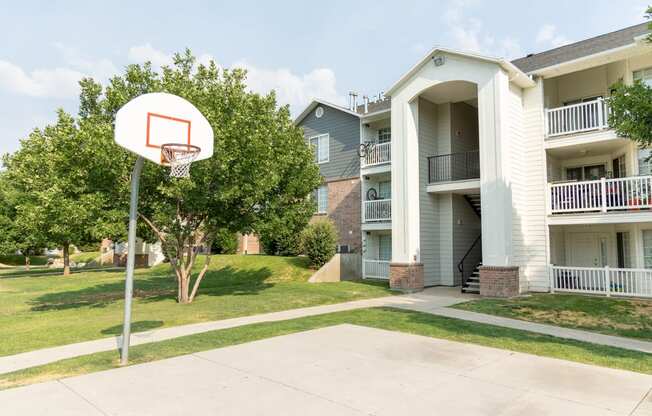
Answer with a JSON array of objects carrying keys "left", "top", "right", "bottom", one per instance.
[
  {"left": 550, "top": 265, "right": 652, "bottom": 299},
  {"left": 363, "top": 199, "right": 391, "bottom": 222},
  {"left": 427, "top": 150, "right": 479, "bottom": 184},
  {"left": 549, "top": 176, "right": 652, "bottom": 215},
  {"left": 545, "top": 98, "right": 609, "bottom": 138},
  {"left": 361, "top": 142, "right": 391, "bottom": 168},
  {"left": 362, "top": 259, "right": 390, "bottom": 280}
]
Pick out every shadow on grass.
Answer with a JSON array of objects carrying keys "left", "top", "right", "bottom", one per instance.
[
  {"left": 101, "top": 320, "right": 164, "bottom": 335},
  {"left": 374, "top": 307, "right": 648, "bottom": 361},
  {"left": 28, "top": 266, "right": 275, "bottom": 312}
]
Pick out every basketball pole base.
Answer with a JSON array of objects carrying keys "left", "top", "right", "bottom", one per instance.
[{"left": 120, "top": 156, "right": 144, "bottom": 366}]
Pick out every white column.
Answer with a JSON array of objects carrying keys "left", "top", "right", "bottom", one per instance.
[
  {"left": 391, "top": 99, "right": 421, "bottom": 264},
  {"left": 478, "top": 71, "right": 513, "bottom": 267}
]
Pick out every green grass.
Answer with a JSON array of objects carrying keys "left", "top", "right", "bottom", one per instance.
[
  {"left": 70, "top": 251, "right": 101, "bottom": 264},
  {"left": 0, "top": 254, "right": 390, "bottom": 357},
  {"left": 453, "top": 293, "right": 652, "bottom": 341},
  {"left": 0, "top": 255, "right": 49, "bottom": 266},
  {"left": 2, "top": 307, "right": 651, "bottom": 391}
]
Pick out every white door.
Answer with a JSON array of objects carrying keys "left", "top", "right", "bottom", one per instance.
[{"left": 569, "top": 233, "right": 608, "bottom": 267}]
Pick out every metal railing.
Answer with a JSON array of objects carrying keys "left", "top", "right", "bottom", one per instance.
[
  {"left": 363, "top": 259, "right": 390, "bottom": 280},
  {"left": 363, "top": 199, "right": 391, "bottom": 222},
  {"left": 550, "top": 265, "right": 652, "bottom": 298},
  {"left": 361, "top": 142, "right": 391, "bottom": 167},
  {"left": 545, "top": 98, "right": 609, "bottom": 137},
  {"left": 428, "top": 150, "right": 480, "bottom": 184},
  {"left": 549, "top": 175, "right": 652, "bottom": 214},
  {"left": 457, "top": 235, "right": 481, "bottom": 288}
]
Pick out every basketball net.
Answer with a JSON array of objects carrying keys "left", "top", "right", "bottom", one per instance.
[{"left": 160, "top": 143, "right": 201, "bottom": 178}]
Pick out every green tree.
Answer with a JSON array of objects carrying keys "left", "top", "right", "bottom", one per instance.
[
  {"left": 2, "top": 111, "right": 122, "bottom": 275},
  {"left": 76, "top": 51, "right": 320, "bottom": 303},
  {"left": 608, "top": 7, "right": 652, "bottom": 147}
]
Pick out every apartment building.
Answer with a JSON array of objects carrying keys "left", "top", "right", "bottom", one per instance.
[{"left": 298, "top": 22, "right": 652, "bottom": 297}]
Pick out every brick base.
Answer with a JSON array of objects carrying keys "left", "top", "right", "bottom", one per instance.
[
  {"left": 479, "top": 266, "right": 520, "bottom": 298},
  {"left": 389, "top": 263, "right": 424, "bottom": 293}
]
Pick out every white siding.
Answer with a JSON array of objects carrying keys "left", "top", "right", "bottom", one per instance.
[
  {"left": 419, "top": 98, "right": 441, "bottom": 285},
  {"left": 518, "top": 79, "right": 550, "bottom": 291}
]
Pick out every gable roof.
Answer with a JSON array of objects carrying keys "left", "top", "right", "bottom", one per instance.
[
  {"left": 512, "top": 22, "right": 650, "bottom": 74},
  {"left": 294, "top": 98, "right": 360, "bottom": 125},
  {"left": 386, "top": 47, "right": 534, "bottom": 96}
]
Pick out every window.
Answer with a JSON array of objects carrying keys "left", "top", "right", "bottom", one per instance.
[
  {"left": 309, "top": 134, "right": 329, "bottom": 164},
  {"left": 316, "top": 184, "right": 328, "bottom": 214},
  {"left": 617, "top": 232, "right": 631, "bottom": 268},
  {"left": 613, "top": 155, "right": 626, "bottom": 178},
  {"left": 644, "top": 231, "right": 652, "bottom": 269},
  {"left": 639, "top": 149, "right": 652, "bottom": 176},
  {"left": 378, "top": 181, "right": 391, "bottom": 200},
  {"left": 377, "top": 127, "right": 391, "bottom": 144},
  {"left": 565, "top": 164, "right": 606, "bottom": 181},
  {"left": 634, "top": 67, "right": 652, "bottom": 87},
  {"left": 378, "top": 235, "right": 392, "bottom": 261}
]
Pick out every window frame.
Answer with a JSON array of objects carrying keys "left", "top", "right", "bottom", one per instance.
[
  {"left": 316, "top": 184, "right": 328, "bottom": 214},
  {"left": 309, "top": 133, "right": 330, "bottom": 164}
]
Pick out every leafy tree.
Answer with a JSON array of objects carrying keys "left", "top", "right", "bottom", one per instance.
[
  {"left": 2, "top": 111, "right": 122, "bottom": 275},
  {"left": 608, "top": 7, "right": 652, "bottom": 147},
  {"left": 76, "top": 51, "right": 320, "bottom": 303},
  {"left": 257, "top": 196, "right": 315, "bottom": 256}
]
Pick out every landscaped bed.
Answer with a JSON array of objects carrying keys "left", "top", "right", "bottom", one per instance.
[
  {"left": 453, "top": 293, "right": 652, "bottom": 341},
  {"left": 2, "top": 306, "right": 651, "bottom": 391},
  {"left": 0, "top": 255, "right": 390, "bottom": 357}
]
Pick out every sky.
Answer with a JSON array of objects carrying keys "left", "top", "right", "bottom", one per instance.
[{"left": 0, "top": 0, "right": 649, "bottom": 155}]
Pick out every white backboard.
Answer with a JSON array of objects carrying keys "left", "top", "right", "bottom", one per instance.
[{"left": 114, "top": 93, "right": 214, "bottom": 165}]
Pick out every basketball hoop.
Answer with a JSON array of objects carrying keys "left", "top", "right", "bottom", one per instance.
[{"left": 161, "top": 143, "right": 201, "bottom": 178}]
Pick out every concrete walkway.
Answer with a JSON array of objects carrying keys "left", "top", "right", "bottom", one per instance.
[
  {"left": 1, "top": 287, "right": 651, "bottom": 376},
  {"left": 3, "top": 325, "right": 651, "bottom": 415}
]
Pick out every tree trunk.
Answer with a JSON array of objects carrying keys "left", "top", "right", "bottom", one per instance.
[
  {"left": 24, "top": 256, "right": 30, "bottom": 271},
  {"left": 62, "top": 243, "right": 71, "bottom": 276}
]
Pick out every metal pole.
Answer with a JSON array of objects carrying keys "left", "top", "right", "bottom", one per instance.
[{"left": 120, "top": 156, "right": 144, "bottom": 365}]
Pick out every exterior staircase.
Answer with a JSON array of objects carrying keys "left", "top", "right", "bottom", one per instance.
[
  {"left": 460, "top": 194, "right": 482, "bottom": 294},
  {"left": 462, "top": 262, "right": 482, "bottom": 294}
]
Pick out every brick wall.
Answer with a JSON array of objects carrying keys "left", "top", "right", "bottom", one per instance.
[
  {"left": 479, "top": 266, "right": 520, "bottom": 297},
  {"left": 310, "top": 177, "right": 361, "bottom": 253},
  {"left": 389, "top": 263, "right": 424, "bottom": 292},
  {"left": 237, "top": 234, "right": 261, "bottom": 255}
]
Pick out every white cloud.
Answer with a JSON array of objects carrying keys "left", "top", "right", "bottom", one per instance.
[
  {"left": 233, "top": 61, "right": 344, "bottom": 113},
  {"left": 128, "top": 43, "right": 174, "bottom": 68},
  {"left": 0, "top": 60, "right": 83, "bottom": 98},
  {"left": 53, "top": 42, "right": 119, "bottom": 81},
  {"left": 536, "top": 24, "right": 570, "bottom": 48},
  {"left": 442, "top": 1, "right": 523, "bottom": 59}
]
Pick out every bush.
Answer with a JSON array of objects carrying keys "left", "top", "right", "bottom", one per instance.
[
  {"left": 213, "top": 230, "right": 238, "bottom": 254},
  {"left": 301, "top": 220, "right": 338, "bottom": 268},
  {"left": 260, "top": 228, "right": 302, "bottom": 256}
]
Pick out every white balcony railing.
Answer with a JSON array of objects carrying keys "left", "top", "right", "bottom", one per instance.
[
  {"left": 363, "top": 199, "right": 391, "bottom": 222},
  {"left": 550, "top": 265, "right": 652, "bottom": 298},
  {"left": 361, "top": 142, "right": 391, "bottom": 168},
  {"left": 363, "top": 259, "right": 390, "bottom": 280},
  {"left": 545, "top": 98, "right": 609, "bottom": 137},
  {"left": 549, "top": 176, "right": 652, "bottom": 214}
]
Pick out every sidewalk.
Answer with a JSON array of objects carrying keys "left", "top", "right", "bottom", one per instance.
[{"left": 1, "top": 287, "right": 650, "bottom": 376}]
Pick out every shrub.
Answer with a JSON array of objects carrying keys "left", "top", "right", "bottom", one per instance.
[
  {"left": 301, "top": 220, "right": 338, "bottom": 268},
  {"left": 260, "top": 228, "right": 302, "bottom": 256},
  {"left": 213, "top": 230, "right": 238, "bottom": 254}
]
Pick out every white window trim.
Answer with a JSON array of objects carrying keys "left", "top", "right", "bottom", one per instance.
[
  {"left": 309, "top": 133, "right": 329, "bottom": 164},
  {"left": 316, "top": 184, "right": 328, "bottom": 214}
]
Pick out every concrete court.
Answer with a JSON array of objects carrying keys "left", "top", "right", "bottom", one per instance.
[{"left": 2, "top": 324, "right": 651, "bottom": 416}]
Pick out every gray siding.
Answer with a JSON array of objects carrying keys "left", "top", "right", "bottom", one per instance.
[{"left": 299, "top": 105, "right": 360, "bottom": 181}]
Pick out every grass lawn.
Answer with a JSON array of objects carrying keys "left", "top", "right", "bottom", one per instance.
[
  {"left": 0, "top": 255, "right": 390, "bottom": 357},
  {"left": 2, "top": 306, "right": 651, "bottom": 390},
  {"left": 0, "top": 255, "right": 49, "bottom": 266},
  {"left": 70, "top": 251, "right": 101, "bottom": 264},
  {"left": 453, "top": 293, "right": 652, "bottom": 341}
]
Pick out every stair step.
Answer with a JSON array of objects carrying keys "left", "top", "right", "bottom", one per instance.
[{"left": 462, "top": 287, "right": 480, "bottom": 294}]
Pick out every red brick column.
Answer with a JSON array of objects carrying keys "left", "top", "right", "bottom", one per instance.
[
  {"left": 479, "top": 266, "right": 520, "bottom": 298},
  {"left": 389, "top": 263, "right": 424, "bottom": 292}
]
